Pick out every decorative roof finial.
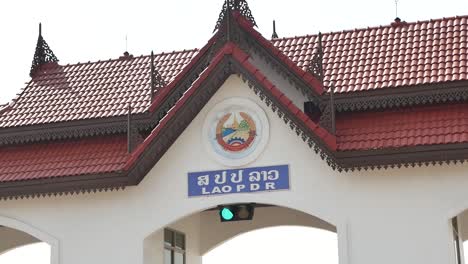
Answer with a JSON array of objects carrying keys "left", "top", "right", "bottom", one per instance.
[
  {"left": 272, "top": 20, "right": 279, "bottom": 39},
  {"left": 395, "top": 0, "right": 399, "bottom": 20},
  {"left": 214, "top": 0, "right": 257, "bottom": 32},
  {"left": 150, "top": 51, "right": 166, "bottom": 100},
  {"left": 30, "top": 23, "right": 58, "bottom": 77},
  {"left": 307, "top": 32, "right": 324, "bottom": 82}
]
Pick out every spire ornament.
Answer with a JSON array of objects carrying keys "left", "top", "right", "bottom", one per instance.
[
  {"left": 150, "top": 51, "right": 167, "bottom": 100},
  {"left": 30, "top": 23, "right": 58, "bottom": 77},
  {"left": 307, "top": 32, "right": 324, "bottom": 82},
  {"left": 214, "top": 0, "right": 257, "bottom": 32},
  {"left": 272, "top": 20, "right": 279, "bottom": 39}
]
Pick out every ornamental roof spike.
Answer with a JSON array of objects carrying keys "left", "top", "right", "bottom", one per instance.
[
  {"left": 214, "top": 0, "right": 258, "bottom": 32},
  {"left": 30, "top": 23, "right": 59, "bottom": 78},
  {"left": 307, "top": 32, "right": 324, "bottom": 82},
  {"left": 150, "top": 50, "right": 167, "bottom": 100},
  {"left": 272, "top": 20, "right": 279, "bottom": 39}
]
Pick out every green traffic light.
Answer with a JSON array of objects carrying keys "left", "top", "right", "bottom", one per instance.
[{"left": 221, "top": 207, "right": 234, "bottom": 221}]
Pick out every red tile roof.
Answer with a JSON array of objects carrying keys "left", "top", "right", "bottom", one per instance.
[
  {"left": 1, "top": 16, "right": 466, "bottom": 128},
  {"left": 233, "top": 13, "right": 324, "bottom": 95},
  {"left": 272, "top": 16, "right": 468, "bottom": 93},
  {"left": 0, "top": 135, "right": 127, "bottom": 182},
  {"left": 336, "top": 103, "right": 468, "bottom": 151},
  {"left": 0, "top": 50, "right": 198, "bottom": 128}
]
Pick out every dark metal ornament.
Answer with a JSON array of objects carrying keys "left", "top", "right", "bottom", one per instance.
[
  {"left": 307, "top": 32, "right": 324, "bottom": 82},
  {"left": 150, "top": 51, "right": 167, "bottom": 99},
  {"left": 214, "top": 0, "right": 257, "bottom": 32},
  {"left": 30, "top": 23, "right": 58, "bottom": 77},
  {"left": 271, "top": 20, "right": 279, "bottom": 39}
]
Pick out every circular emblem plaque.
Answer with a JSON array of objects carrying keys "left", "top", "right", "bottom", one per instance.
[
  {"left": 203, "top": 98, "right": 269, "bottom": 167},
  {"left": 216, "top": 111, "right": 256, "bottom": 152}
]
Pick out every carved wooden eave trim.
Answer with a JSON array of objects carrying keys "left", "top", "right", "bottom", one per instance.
[
  {"left": 128, "top": 59, "right": 233, "bottom": 185},
  {"left": 332, "top": 80, "right": 468, "bottom": 112},
  {"left": 335, "top": 143, "right": 468, "bottom": 171},
  {"left": 0, "top": 172, "right": 129, "bottom": 200},
  {"left": 0, "top": 112, "right": 151, "bottom": 146},
  {"left": 240, "top": 31, "right": 324, "bottom": 106},
  {"left": 215, "top": 12, "right": 324, "bottom": 106},
  {"left": 230, "top": 61, "right": 338, "bottom": 169}
]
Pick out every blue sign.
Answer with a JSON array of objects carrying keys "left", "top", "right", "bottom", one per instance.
[{"left": 188, "top": 165, "right": 289, "bottom": 197}]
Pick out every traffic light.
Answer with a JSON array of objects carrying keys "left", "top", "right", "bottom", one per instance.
[{"left": 218, "top": 203, "right": 255, "bottom": 222}]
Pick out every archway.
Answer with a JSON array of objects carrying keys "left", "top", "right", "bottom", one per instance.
[
  {"left": 203, "top": 226, "right": 338, "bottom": 264},
  {"left": 0, "top": 216, "right": 59, "bottom": 264},
  {"left": 144, "top": 204, "right": 341, "bottom": 264},
  {"left": 0, "top": 226, "right": 41, "bottom": 255},
  {"left": 0, "top": 242, "right": 50, "bottom": 263}
]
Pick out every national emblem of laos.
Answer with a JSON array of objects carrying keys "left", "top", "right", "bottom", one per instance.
[{"left": 216, "top": 112, "right": 257, "bottom": 153}]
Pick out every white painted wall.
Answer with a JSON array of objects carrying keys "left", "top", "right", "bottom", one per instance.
[{"left": 0, "top": 75, "right": 467, "bottom": 264}]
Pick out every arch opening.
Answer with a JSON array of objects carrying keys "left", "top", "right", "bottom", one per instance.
[
  {"left": 0, "top": 226, "right": 42, "bottom": 255},
  {"left": 143, "top": 204, "right": 340, "bottom": 264},
  {"left": 203, "top": 226, "right": 338, "bottom": 264},
  {"left": 0, "top": 241, "right": 51, "bottom": 264},
  {"left": 0, "top": 216, "right": 58, "bottom": 264}
]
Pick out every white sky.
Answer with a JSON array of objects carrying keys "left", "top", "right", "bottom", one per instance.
[{"left": 0, "top": 0, "right": 468, "bottom": 263}]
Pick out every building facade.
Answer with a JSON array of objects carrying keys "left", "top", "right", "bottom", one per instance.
[{"left": 1, "top": 1, "right": 468, "bottom": 264}]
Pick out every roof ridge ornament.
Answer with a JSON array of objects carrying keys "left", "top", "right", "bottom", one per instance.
[
  {"left": 30, "top": 23, "right": 59, "bottom": 77},
  {"left": 150, "top": 51, "right": 166, "bottom": 100},
  {"left": 214, "top": 0, "right": 257, "bottom": 32},
  {"left": 307, "top": 32, "right": 324, "bottom": 82},
  {"left": 272, "top": 20, "right": 279, "bottom": 39}
]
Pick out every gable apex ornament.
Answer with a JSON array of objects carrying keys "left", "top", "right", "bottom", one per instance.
[
  {"left": 30, "top": 23, "right": 59, "bottom": 77},
  {"left": 214, "top": 0, "right": 258, "bottom": 32}
]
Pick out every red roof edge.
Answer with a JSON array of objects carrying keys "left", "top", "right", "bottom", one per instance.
[
  {"left": 232, "top": 12, "right": 326, "bottom": 95},
  {"left": 125, "top": 43, "right": 234, "bottom": 170},
  {"left": 149, "top": 34, "right": 219, "bottom": 113},
  {"left": 124, "top": 41, "right": 336, "bottom": 170}
]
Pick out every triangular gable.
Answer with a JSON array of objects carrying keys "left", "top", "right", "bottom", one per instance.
[
  {"left": 125, "top": 41, "right": 337, "bottom": 185},
  {"left": 147, "top": 10, "right": 325, "bottom": 122}
]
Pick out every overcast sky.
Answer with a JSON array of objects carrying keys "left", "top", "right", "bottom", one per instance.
[{"left": 0, "top": 0, "right": 467, "bottom": 263}]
